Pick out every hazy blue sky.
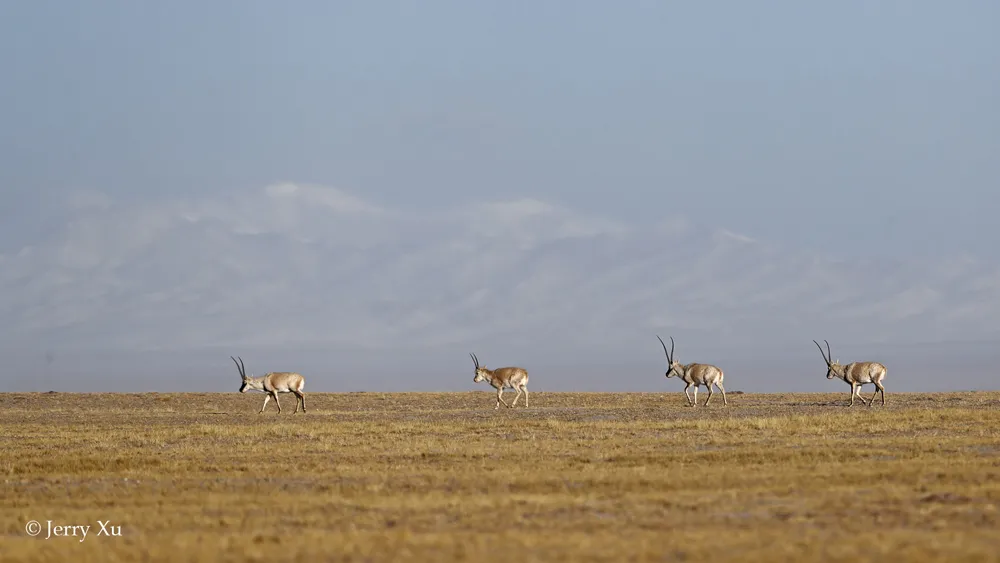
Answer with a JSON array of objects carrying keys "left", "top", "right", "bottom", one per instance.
[{"left": 1, "top": 2, "right": 997, "bottom": 394}]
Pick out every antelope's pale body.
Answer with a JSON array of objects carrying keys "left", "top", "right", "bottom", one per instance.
[
  {"left": 470, "top": 353, "right": 529, "bottom": 409},
  {"left": 231, "top": 356, "right": 306, "bottom": 414},
  {"left": 657, "top": 336, "right": 728, "bottom": 406},
  {"left": 813, "top": 340, "right": 887, "bottom": 407}
]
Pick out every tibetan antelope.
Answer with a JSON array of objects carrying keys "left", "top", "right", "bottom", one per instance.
[
  {"left": 812, "top": 340, "right": 886, "bottom": 407},
  {"left": 231, "top": 356, "right": 306, "bottom": 414},
  {"left": 470, "top": 353, "right": 529, "bottom": 410},
  {"left": 657, "top": 335, "right": 728, "bottom": 406}
]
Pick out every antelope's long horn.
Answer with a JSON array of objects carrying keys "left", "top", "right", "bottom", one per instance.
[
  {"left": 812, "top": 340, "right": 830, "bottom": 364},
  {"left": 470, "top": 353, "right": 479, "bottom": 369},
  {"left": 656, "top": 335, "right": 671, "bottom": 363},
  {"left": 670, "top": 336, "right": 675, "bottom": 362},
  {"left": 231, "top": 355, "right": 246, "bottom": 378},
  {"left": 824, "top": 340, "right": 832, "bottom": 363}
]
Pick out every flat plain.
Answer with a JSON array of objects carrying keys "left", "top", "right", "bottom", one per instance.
[{"left": 1, "top": 390, "right": 999, "bottom": 562}]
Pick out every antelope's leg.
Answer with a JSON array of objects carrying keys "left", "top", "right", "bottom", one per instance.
[
  {"left": 510, "top": 387, "right": 521, "bottom": 408},
  {"left": 855, "top": 385, "right": 868, "bottom": 406},
  {"left": 259, "top": 394, "right": 272, "bottom": 414},
  {"left": 496, "top": 387, "right": 509, "bottom": 409},
  {"left": 704, "top": 384, "right": 714, "bottom": 406},
  {"left": 876, "top": 382, "right": 886, "bottom": 406},
  {"left": 294, "top": 391, "right": 305, "bottom": 413},
  {"left": 298, "top": 391, "right": 306, "bottom": 413},
  {"left": 522, "top": 386, "right": 529, "bottom": 408},
  {"left": 273, "top": 392, "right": 282, "bottom": 413},
  {"left": 692, "top": 386, "right": 699, "bottom": 407},
  {"left": 683, "top": 383, "right": 694, "bottom": 406},
  {"left": 868, "top": 386, "right": 880, "bottom": 407},
  {"left": 717, "top": 382, "right": 728, "bottom": 406}
]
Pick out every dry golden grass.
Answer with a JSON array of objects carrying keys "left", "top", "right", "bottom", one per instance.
[{"left": 1, "top": 390, "right": 999, "bottom": 562}]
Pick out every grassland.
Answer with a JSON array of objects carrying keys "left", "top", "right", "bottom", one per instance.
[{"left": 1, "top": 390, "right": 999, "bottom": 562}]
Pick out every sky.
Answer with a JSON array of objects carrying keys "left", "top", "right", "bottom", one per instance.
[{"left": 1, "top": 2, "right": 998, "bottom": 394}]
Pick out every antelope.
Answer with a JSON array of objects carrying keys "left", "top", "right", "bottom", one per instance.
[
  {"left": 812, "top": 340, "right": 886, "bottom": 407},
  {"left": 231, "top": 356, "right": 306, "bottom": 414},
  {"left": 657, "top": 335, "right": 728, "bottom": 406},
  {"left": 470, "top": 353, "right": 529, "bottom": 410}
]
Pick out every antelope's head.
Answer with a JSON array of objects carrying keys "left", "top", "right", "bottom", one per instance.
[
  {"left": 657, "top": 335, "right": 683, "bottom": 379},
  {"left": 232, "top": 355, "right": 251, "bottom": 392},
  {"left": 812, "top": 340, "right": 843, "bottom": 380},
  {"left": 470, "top": 353, "right": 489, "bottom": 383}
]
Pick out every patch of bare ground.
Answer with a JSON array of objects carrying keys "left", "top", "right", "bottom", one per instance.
[{"left": 0, "top": 391, "right": 998, "bottom": 562}]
